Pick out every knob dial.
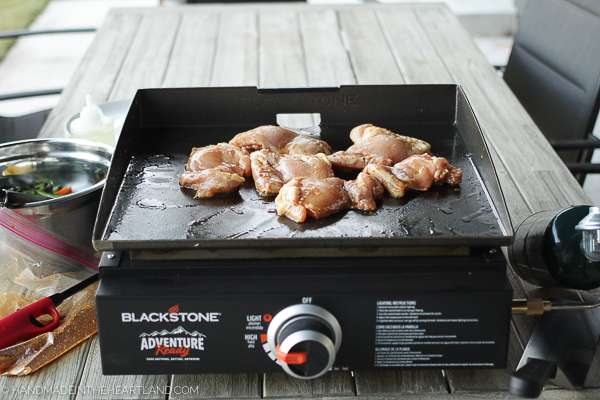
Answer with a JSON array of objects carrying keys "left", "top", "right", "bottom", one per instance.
[{"left": 267, "top": 304, "right": 342, "bottom": 379}]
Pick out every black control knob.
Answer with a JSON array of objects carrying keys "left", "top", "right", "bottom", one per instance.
[{"left": 267, "top": 304, "right": 342, "bottom": 379}]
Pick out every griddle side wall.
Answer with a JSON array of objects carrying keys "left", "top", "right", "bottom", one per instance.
[
  {"left": 455, "top": 87, "right": 513, "bottom": 239},
  {"left": 94, "top": 93, "right": 143, "bottom": 248}
]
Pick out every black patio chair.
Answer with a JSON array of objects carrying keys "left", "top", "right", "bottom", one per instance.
[
  {"left": 0, "top": 89, "right": 63, "bottom": 143},
  {"left": 0, "top": 28, "right": 95, "bottom": 143},
  {"left": 502, "top": 0, "right": 600, "bottom": 184}
]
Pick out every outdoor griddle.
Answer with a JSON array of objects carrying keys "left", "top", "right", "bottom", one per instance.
[{"left": 94, "top": 85, "right": 515, "bottom": 378}]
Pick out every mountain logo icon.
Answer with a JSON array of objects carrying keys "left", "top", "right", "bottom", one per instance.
[{"left": 139, "top": 326, "right": 206, "bottom": 338}]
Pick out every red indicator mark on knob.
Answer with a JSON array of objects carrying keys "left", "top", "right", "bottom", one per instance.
[{"left": 276, "top": 345, "right": 307, "bottom": 365}]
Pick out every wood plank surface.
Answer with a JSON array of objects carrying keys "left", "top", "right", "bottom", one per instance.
[
  {"left": 259, "top": 11, "right": 307, "bottom": 88},
  {"left": 263, "top": 372, "right": 355, "bottom": 397},
  {"left": 298, "top": 10, "right": 356, "bottom": 87},
  {"left": 338, "top": 10, "right": 404, "bottom": 85},
  {"left": 354, "top": 369, "right": 448, "bottom": 396},
  {"left": 76, "top": 336, "right": 169, "bottom": 400},
  {"left": 212, "top": 11, "right": 259, "bottom": 87},
  {"left": 162, "top": 12, "right": 220, "bottom": 88},
  {"left": 376, "top": 9, "right": 453, "bottom": 84},
  {"left": 170, "top": 373, "right": 261, "bottom": 399},
  {"left": 109, "top": 12, "right": 181, "bottom": 102}
]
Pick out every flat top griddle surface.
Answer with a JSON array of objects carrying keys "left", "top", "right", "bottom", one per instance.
[{"left": 99, "top": 123, "right": 506, "bottom": 250}]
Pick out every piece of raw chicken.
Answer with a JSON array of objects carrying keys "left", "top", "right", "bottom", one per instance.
[
  {"left": 364, "top": 153, "right": 462, "bottom": 198},
  {"left": 327, "top": 124, "right": 431, "bottom": 170},
  {"left": 230, "top": 125, "right": 332, "bottom": 155},
  {"left": 250, "top": 150, "right": 335, "bottom": 196},
  {"left": 180, "top": 143, "right": 251, "bottom": 198},
  {"left": 185, "top": 143, "right": 251, "bottom": 177},
  {"left": 275, "top": 172, "right": 384, "bottom": 223},
  {"left": 179, "top": 170, "right": 246, "bottom": 198}
]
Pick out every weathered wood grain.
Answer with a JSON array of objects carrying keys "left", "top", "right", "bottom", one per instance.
[
  {"left": 259, "top": 11, "right": 307, "bottom": 88},
  {"left": 212, "top": 11, "right": 259, "bottom": 87},
  {"left": 38, "top": 12, "right": 143, "bottom": 138},
  {"left": 538, "top": 388, "right": 600, "bottom": 399},
  {"left": 109, "top": 12, "right": 181, "bottom": 101},
  {"left": 162, "top": 12, "right": 220, "bottom": 88},
  {"left": 259, "top": 10, "right": 313, "bottom": 128},
  {"left": 298, "top": 10, "right": 356, "bottom": 87},
  {"left": 263, "top": 372, "right": 354, "bottom": 398},
  {"left": 337, "top": 10, "right": 404, "bottom": 85},
  {"left": 76, "top": 336, "right": 169, "bottom": 400},
  {"left": 170, "top": 373, "right": 261, "bottom": 399},
  {"left": 354, "top": 369, "right": 447, "bottom": 396},
  {"left": 376, "top": 9, "right": 453, "bottom": 84}
]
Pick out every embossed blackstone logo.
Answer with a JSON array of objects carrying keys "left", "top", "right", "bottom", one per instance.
[{"left": 240, "top": 94, "right": 358, "bottom": 108}]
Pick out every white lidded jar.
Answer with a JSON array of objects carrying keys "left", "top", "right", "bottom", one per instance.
[{"left": 70, "top": 95, "right": 116, "bottom": 147}]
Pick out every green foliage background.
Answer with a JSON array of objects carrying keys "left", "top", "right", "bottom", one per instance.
[{"left": 0, "top": 0, "right": 52, "bottom": 61}]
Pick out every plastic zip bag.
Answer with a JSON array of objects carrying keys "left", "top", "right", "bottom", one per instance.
[{"left": 0, "top": 208, "right": 100, "bottom": 376}]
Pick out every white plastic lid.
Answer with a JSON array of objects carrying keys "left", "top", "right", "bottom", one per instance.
[{"left": 77, "top": 95, "right": 105, "bottom": 128}]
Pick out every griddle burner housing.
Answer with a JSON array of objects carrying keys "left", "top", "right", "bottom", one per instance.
[{"left": 97, "top": 249, "right": 512, "bottom": 376}]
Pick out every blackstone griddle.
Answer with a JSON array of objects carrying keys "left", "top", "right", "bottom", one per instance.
[{"left": 95, "top": 85, "right": 515, "bottom": 379}]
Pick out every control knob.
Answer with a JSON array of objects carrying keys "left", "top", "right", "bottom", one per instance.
[{"left": 266, "top": 304, "right": 342, "bottom": 379}]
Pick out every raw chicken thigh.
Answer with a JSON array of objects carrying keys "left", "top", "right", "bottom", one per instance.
[
  {"left": 185, "top": 143, "right": 251, "bottom": 177},
  {"left": 364, "top": 154, "right": 462, "bottom": 198},
  {"left": 230, "top": 125, "right": 332, "bottom": 155},
  {"left": 344, "top": 171, "right": 385, "bottom": 211},
  {"left": 179, "top": 143, "right": 251, "bottom": 198},
  {"left": 250, "top": 150, "right": 335, "bottom": 196},
  {"left": 275, "top": 173, "right": 383, "bottom": 223},
  {"left": 328, "top": 124, "right": 431, "bottom": 170},
  {"left": 179, "top": 170, "right": 245, "bottom": 199}
]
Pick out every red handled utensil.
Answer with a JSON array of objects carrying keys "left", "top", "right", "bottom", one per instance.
[{"left": 0, "top": 273, "right": 99, "bottom": 350}]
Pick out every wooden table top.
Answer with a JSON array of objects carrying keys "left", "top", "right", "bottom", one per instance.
[{"left": 2, "top": 2, "right": 598, "bottom": 399}]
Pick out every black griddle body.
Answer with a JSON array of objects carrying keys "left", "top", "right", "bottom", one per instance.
[
  {"left": 94, "top": 85, "right": 514, "bottom": 376},
  {"left": 96, "top": 249, "right": 513, "bottom": 375}
]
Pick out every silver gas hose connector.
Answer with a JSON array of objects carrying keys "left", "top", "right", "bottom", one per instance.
[{"left": 575, "top": 206, "right": 600, "bottom": 262}]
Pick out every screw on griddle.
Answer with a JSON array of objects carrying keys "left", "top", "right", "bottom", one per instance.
[
  {"left": 107, "top": 253, "right": 115, "bottom": 259},
  {"left": 489, "top": 249, "right": 497, "bottom": 254}
]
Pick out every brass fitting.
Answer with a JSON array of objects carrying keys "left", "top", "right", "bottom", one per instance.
[{"left": 512, "top": 299, "right": 552, "bottom": 315}]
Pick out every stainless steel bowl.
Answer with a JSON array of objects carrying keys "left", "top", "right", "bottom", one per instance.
[{"left": 0, "top": 139, "right": 113, "bottom": 250}]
